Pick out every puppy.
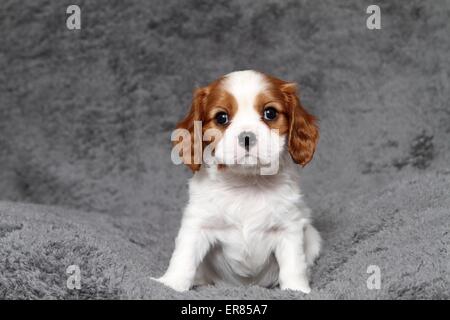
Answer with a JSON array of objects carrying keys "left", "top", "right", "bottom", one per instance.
[{"left": 153, "top": 70, "right": 321, "bottom": 293}]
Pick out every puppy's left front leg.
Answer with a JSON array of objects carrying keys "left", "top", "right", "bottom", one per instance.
[
  {"left": 152, "top": 222, "right": 210, "bottom": 292},
  {"left": 275, "top": 227, "right": 311, "bottom": 294}
]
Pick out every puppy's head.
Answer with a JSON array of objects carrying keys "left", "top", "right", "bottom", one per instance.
[{"left": 175, "top": 70, "right": 318, "bottom": 174}]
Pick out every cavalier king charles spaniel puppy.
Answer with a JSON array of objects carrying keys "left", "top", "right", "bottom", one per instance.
[{"left": 153, "top": 70, "right": 321, "bottom": 293}]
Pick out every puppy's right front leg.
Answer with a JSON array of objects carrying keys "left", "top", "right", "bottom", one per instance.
[{"left": 152, "top": 222, "right": 210, "bottom": 292}]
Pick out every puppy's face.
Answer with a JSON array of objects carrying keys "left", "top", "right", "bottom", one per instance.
[{"left": 176, "top": 70, "right": 318, "bottom": 174}]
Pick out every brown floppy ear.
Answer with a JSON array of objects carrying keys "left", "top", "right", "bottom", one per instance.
[
  {"left": 282, "top": 83, "right": 319, "bottom": 167},
  {"left": 174, "top": 87, "right": 209, "bottom": 171}
]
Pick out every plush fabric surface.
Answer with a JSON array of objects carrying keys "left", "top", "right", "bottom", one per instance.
[{"left": 0, "top": 0, "right": 449, "bottom": 299}]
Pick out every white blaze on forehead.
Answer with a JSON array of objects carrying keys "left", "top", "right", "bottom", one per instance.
[{"left": 222, "top": 70, "right": 268, "bottom": 118}]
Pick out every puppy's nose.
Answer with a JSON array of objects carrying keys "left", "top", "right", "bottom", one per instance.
[{"left": 238, "top": 131, "right": 257, "bottom": 151}]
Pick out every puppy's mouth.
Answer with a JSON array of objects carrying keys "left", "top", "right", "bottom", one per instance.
[
  {"left": 240, "top": 153, "right": 258, "bottom": 165},
  {"left": 234, "top": 152, "right": 272, "bottom": 167}
]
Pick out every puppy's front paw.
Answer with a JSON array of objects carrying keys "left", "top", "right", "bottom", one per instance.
[
  {"left": 280, "top": 278, "right": 311, "bottom": 294},
  {"left": 151, "top": 275, "right": 191, "bottom": 292}
]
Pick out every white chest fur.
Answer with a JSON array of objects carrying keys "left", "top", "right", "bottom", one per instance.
[
  {"left": 154, "top": 161, "right": 320, "bottom": 293},
  {"left": 184, "top": 163, "right": 312, "bottom": 285}
]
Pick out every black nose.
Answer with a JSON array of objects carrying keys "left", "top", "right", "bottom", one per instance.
[{"left": 238, "top": 131, "right": 257, "bottom": 151}]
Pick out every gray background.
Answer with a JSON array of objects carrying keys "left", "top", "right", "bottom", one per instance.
[{"left": 0, "top": 0, "right": 449, "bottom": 299}]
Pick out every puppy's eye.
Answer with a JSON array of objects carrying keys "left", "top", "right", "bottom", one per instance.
[
  {"left": 215, "top": 111, "right": 229, "bottom": 125},
  {"left": 263, "top": 107, "right": 278, "bottom": 121}
]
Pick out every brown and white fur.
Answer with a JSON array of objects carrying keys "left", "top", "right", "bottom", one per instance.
[{"left": 152, "top": 70, "right": 321, "bottom": 293}]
